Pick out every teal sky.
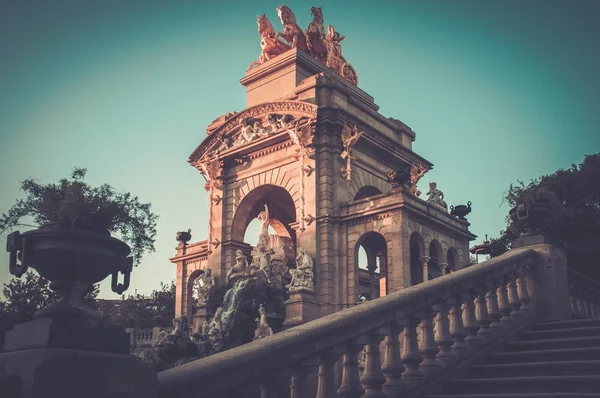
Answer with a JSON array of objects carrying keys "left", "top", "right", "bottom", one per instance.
[{"left": 1, "top": 0, "right": 599, "bottom": 298}]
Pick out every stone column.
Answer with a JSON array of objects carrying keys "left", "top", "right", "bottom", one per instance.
[
  {"left": 367, "top": 252, "right": 378, "bottom": 300},
  {"left": 378, "top": 251, "right": 388, "bottom": 297},
  {"left": 511, "top": 234, "right": 571, "bottom": 321},
  {"left": 420, "top": 256, "right": 431, "bottom": 283}
]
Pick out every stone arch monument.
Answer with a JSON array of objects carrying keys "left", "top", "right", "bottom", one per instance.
[{"left": 170, "top": 5, "right": 476, "bottom": 328}]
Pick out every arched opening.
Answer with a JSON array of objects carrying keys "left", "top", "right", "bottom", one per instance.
[
  {"left": 409, "top": 232, "right": 425, "bottom": 286},
  {"left": 428, "top": 240, "right": 443, "bottom": 279},
  {"left": 356, "top": 232, "right": 388, "bottom": 300},
  {"left": 354, "top": 186, "right": 383, "bottom": 201},
  {"left": 447, "top": 247, "right": 459, "bottom": 273},
  {"left": 233, "top": 184, "right": 296, "bottom": 247},
  {"left": 187, "top": 269, "right": 204, "bottom": 319}
]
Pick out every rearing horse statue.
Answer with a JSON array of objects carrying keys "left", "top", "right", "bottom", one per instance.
[
  {"left": 248, "top": 14, "right": 289, "bottom": 70},
  {"left": 275, "top": 5, "right": 309, "bottom": 53}
]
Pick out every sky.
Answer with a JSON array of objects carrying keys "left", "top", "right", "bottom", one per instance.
[{"left": 1, "top": 0, "right": 599, "bottom": 299}]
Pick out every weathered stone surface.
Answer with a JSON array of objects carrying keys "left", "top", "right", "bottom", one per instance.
[
  {"left": 0, "top": 348, "right": 156, "bottom": 398},
  {"left": 3, "top": 318, "right": 129, "bottom": 354}
]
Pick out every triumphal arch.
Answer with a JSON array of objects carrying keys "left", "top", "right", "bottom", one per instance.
[{"left": 170, "top": 5, "right": 475, "bottom": 332}]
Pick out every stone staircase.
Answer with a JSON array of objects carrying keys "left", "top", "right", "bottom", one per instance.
[{"left": 430, "top": 318, "right": 600, "bottom": 397}]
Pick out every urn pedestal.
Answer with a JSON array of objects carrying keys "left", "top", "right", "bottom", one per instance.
[
  {"left": 1, "top": 225, "right": 157, "bottom": 398},
  {"left": 283, "top": 289, "right": 319, "bottom": 329}
]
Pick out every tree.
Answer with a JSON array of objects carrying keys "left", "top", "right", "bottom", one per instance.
[
  {"left": 0, "top": 271, "right": 99, "bottom": 348},
  {"left": 490, "top": 153, "right": 600, "bottom": 280},
  {"left": 104, "top": 281, "right": 176, "bottom": 328}
]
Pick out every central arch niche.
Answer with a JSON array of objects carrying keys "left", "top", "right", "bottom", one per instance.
[{"left": 232, "top": 184, "right": 297, "bottom": 261}]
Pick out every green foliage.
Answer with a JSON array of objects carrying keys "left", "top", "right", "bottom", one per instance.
[
  {"left": 0, "top": 271, "right": 98, "bottom": 348},
  {"left": 105, "top": 281, "right": 176, "bottom": 328},
  {"left": 0, "top": 168, "right": 158, "bottom": 265},
  {"left": 491, "top": 153, "right": 600, "bottom": 280}
]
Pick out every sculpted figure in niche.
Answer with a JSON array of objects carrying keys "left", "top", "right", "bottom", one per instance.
[
  {"left": 226, "top": 250, "right": 249, "bottom": 284},
  {"left": 194, "top": 268, "right": 215, "bottom": 306},
  {"left": 286, "top": 248, "right": 315, "bottom": 292},
  {"left": 250, "top": 246, "right": 273, "bottom": 284},
  {"left": 267, "top": 113, "right": 284, "bottom": 134},
  {"left": 426, "top": 182, "right": 448, "bottom": 210},
  {"left": 257, "top": 204, "right": 270, "bottom": 250},
  {"left": 253, "top": 304, "right": 273, "bottom": 341}
]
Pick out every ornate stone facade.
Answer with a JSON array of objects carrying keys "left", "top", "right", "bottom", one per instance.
[{"left": 171, "top": 35, "right": 475, "bottom": 321}]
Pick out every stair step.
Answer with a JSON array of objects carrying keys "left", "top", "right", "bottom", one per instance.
[
  {"left": 535, "top": 318, "right": 600, "bottom": 331},
  {"left": 428, "top": 394, "right": 600, "bottom": 398},
  {"left": 445, "top": 376, "right": 600, "bottom": 394},
  {"left": 468, "top": 360, "right": 600, "bottom": 378},
  {"left": 520, "top": 326, "right": 600, "bottom": 341},
  {"left": 488, "top": 347, "right": 600, "bottom": 364},
  {"left": 505, "top": 336, "right": 600, "bottom": 351}
]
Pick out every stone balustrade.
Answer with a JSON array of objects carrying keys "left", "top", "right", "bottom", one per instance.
[
  {"left": 568, "top": 268, "right": 600, "bottom": 319},
  {"left": 157, "top": 245, "right": 555, "bottom": 398},
  {"left": 128, "top": 327, "right": 174, "bottom": 348}
]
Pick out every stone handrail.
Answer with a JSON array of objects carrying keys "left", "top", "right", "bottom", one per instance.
[
  {"left": 568, "top": 268, "right": 600, "bottom": 319},
  {"left": 158, "top": 247, "right": 541, "bottom": 398}
]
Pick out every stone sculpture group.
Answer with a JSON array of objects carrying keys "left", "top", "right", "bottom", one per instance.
[{"left": 249, "top": 5, "right": 358, "bottom": 85}]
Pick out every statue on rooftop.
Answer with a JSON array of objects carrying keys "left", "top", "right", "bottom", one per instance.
[
  {"left": 305, "top": 6, "right": 328, "bottom": 63},
  {"left": 409, "top": 163, "right": 429, "bottom": 196},
  {"left": 248, "top": 14, "right": 289, "bottom": 70},
  {"left": 426, "top": 182, "right": 448, "bottom": 210},
  {"left": 275, "top": 5, "right": 309, "bottom": 53}
]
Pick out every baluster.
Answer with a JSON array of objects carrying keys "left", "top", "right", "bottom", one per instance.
[
  {"left": 381, "top": 321, "right": 407, "bottom": 397},
  {"left": 486, "top": 281, "right": 503, "bottom": 336},
  {"left": 497, "top": 278, "right": 514, "bottom": 326},
  {"left": 448, "top": 297, "right": 469, "bottom": 358},
  {"left": 337, "top": 341, "right": 364, "bottom": 398},
  {"left": 434, "top": 303, "right": 456, "bottom": 367},
  {"left": 582, "top": 295, "right": 593, "bottom": 319},
  {"left": 290, "top": 362, "right": 314, "bottom": 398},
  {"left": 360, "top": 330, "right": 387, "bottom": 398},
  {"left": 508, "top": 273, "right": 524, "bottom": 321},
  {"left": 462, "top": 292, "right": 482, "bottom": 347},
  {"left": 418, "top": 308, "right": 442, "bottom": 377},
  {"left": 570, "top": 290, "right": 580, "bottom": 318},
  {"left": 258, "top": 378, "right": 278, "bottom": 398},
  {"left": 577, "top": 295, "right": 587, "bottom": 319},
  {"left": 316, "top": 351, "right": 338, "bottom": 398},
  {"left": 517, "top": 267, "right": 533, "bottom": 318},
  {"left": 475, "top": 287, "right": 493, "bottom": 342},
  {"left": 401, "top": 316, "right": 425, "bottom": 388}
]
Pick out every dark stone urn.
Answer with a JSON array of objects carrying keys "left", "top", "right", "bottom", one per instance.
[
  {"left": 6, "top": 223, "right": 132, "bottom": 321},
  {"left": 386, "top": 169, "right": 411, "bottom": 190},
  {"left": 450, "top": 201, "right": 472, "bottom": 220},
  {"left": 509, "top": 199, "right": 553, "bottom": 236}
]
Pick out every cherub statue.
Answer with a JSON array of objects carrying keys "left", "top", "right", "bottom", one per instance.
[
  {"left": 194, "top": 268, "right": 216, "bottom": 306},
  {"left": 275, "top": 5, "right": 309, "bottom": 53},
  {"left": 253, "top": 304, "right": 273, "bottom": 341},
  {"left": 240, "top": 118, "right": 257, "bottom": 142},
  {"left": 286, "top": 248, "right": 315, "bottom": 292},
  {"left": 426, "top": 182, "right": 448, "bottom": 210},
  {"left": 226, "top": 250, "right": 249, "bottom": 284},
  {"left": 267, "top": 113, "right": 284, "bottom": 134},
  {"left": 253, "top": 121, "right": 269, "bottom": 137}
]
